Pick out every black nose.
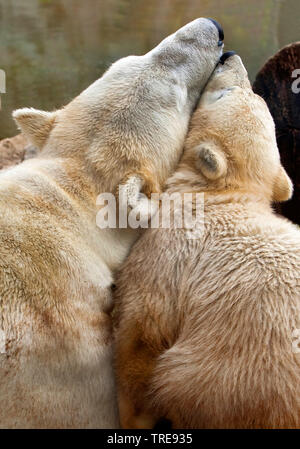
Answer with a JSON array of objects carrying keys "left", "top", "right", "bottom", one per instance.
[
  {"left": 220, "top": 51, "right": 237, "bottom": 65},
  {"left": 207, "top": 18, "right": 224, "bottom": 46}
]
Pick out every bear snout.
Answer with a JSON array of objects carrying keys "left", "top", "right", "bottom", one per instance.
[
  {"left": 220, "top": 51, "right": 237, "bottom": 65},
  {"left": 207, "top": 18, "right": 224, "bottom": 46}
]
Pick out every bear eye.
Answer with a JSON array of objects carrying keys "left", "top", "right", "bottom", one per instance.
[{"left": 216, "top": 87, "right": 234, "bottom": 101}]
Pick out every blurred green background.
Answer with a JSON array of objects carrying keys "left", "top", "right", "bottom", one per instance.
[{"left": 0, "top": 0, "right": 299, "bottom": 139}]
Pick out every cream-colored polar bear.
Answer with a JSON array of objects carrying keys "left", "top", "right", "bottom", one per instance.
[
  {"left": 114, "top": 53, "right": 300, "bottom": 429},
  {"left": 0, "top": 19, "right": 223, "bottom": 428}
]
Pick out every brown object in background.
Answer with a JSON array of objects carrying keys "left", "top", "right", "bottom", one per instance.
[
  {"left": 0, "top": 134, "right": 37, "bottom": 170},
  {"left": 253, "top": 42, "right": 300, "bottom": 225}
]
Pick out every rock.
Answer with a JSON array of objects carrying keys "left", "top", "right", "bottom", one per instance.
[
  {"left": 0, "top": 134, "right": 37, "bottom": 170},
  {"left": 253, "top": 42, "right": 300, "bottom": 225}
]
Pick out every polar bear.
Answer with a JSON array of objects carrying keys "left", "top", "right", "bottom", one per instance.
[
  {"left": 0, "top": 18, "right": 223, "bottom": 428},
  {"left": 114, "top": 53, "right": 300, "bottom": 429}
]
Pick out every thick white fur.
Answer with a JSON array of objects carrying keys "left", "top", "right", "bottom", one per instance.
[{"left": 114, "top": 55, "right": 300, "bottom": 429}]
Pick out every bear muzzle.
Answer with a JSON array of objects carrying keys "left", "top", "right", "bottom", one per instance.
[{"left": 207, "top": 18, "right": 224, "bottom": 46}]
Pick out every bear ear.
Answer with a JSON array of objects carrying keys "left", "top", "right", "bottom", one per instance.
[
  {"left": 194, "top": 142, "right": 227, "bottom": 180},
  {"left": 12, "top": 108, "right": 57, "bottom": 149},
  {"left": 272, "top": 166, "right": 293, "bottom": 202}
]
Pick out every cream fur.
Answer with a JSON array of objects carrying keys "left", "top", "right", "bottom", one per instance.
[
  {"left": 0, "top": 19, "right": 222, "bottom": 428},
  {"left": 114, "top": 55, "right": 300, "bottom": 429}
]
